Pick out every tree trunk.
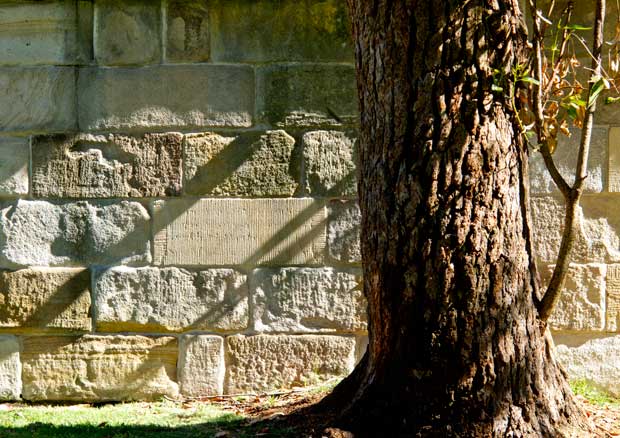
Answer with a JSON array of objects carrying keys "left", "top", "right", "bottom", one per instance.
[{"left": 320, "top": 1, "right": 590, "bottom": 436}]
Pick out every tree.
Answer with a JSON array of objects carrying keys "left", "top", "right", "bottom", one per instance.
[{"left": 316, "top": 1, "right": 604, "bottom": 436}]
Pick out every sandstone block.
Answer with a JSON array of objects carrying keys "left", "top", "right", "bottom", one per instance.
[
  {"left": 0, "top": 336, "right": 20, "bottom": 401},
  {"left": 554, "top": 334, "right": 620, "bottom": 398},
  {"left": 95, "top": 0, "right": 161, "bottom": 65},
  {"left": 0, "top": 67, "right": 76, "bottom": 133},
  {"left": 0, "top": 137, "right": 29, "bottom": 196},
  {"left": 95, "top": 267, "right": 248, "bottom": 332},
  {"left": 257, "top": 64, "right": 357, "bottom": 127},
  {"left": 179, "top": 335, "right": 224, "bottom": 397},
  {"left": 225, "top": 335, "right": 355, "bottom": 393},
  {"left": 166, "top": 0, "right": 210, "bottom": 62},
  {"left": 252, "top": 268, "right": 366, "bottom": 333},
  {"left": 21, "top": 335, "right": 179, "bottom": 401},
  {"left": 608, "top": 128, "right": 620, "bottom": 193},
  {"left": 184, "top": 130, "right": 298, "bottom": 196},
  {"left": 32, "top": 133, "right": 183, "bottom": 198},
  {"left": 209, "top": 0, "right": 353, "bottom": 63},
  {"left": 328, "top": 201, "right": 361, "bottom": 264},
  {"left": 540, "top": 264, "right": 606, "bottom": 331},
  {"left": 0, "top": 268, "right": 90, "bottom": 333},
  {"left": 0, "top": 1, "right": 90, "bottom": 65},
  {"left": 153, "top": 199, "right": 326, "bottom": 266},
  {"left": 78, "top": 65, "right": 254, "bottom": 131},
  {"left": 0, "top": 200, "right": 151, "bottom": 268},
  {"left": 529, "top": 127, "right": 607, "bottom": 194},
  {"left": 302, "top": 131, "right": 357, "bottom": 197},
  {"left": 606, "top": 265, "right": 620, "bottom": 331}
]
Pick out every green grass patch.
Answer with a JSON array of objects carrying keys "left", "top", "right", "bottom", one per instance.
[{"left": 571, "top": 379, "right": 620, "bottom": 406}]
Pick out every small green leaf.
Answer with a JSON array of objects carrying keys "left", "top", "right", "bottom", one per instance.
[
  {"left": 519, "top": 76, "right": 540, "bottom": 86},
  {"left": 563, "top": 24, "right": 592, "bottom": 31},
  {"left": 605, "top": 96, "right": 620, "bottom": 105},
  {"left": 491, "top": 84, "right": 503, "bottom": 92},
  {"left": 589, "top": 76, "right": 610, "bottom": 107}
]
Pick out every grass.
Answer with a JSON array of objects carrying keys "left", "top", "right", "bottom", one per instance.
[
  {"left": 0, "top": 399, "right": 298, "bottom": 438},
  {"left": 570, "top": 379, "right": 620, "bottom": 406}
]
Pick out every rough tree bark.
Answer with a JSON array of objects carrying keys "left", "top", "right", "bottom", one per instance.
[{"left": 319, "top": 1, "right": 591, "bottom": 436}]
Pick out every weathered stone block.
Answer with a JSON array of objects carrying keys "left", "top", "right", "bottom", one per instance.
[
  {"left": 184, "top": 130, "right": 298, "bottom": 196},
  {"left": 225, "top": 335, "right": 355, "bottom": 393},
  {"left": 252, "top": 268, "right": 366, "bottom": 333},
  {"left": 257, "top": 64, "right": 357, "bottom": 127},
  {"left": 209, "top": 0, "right": 352, "bottom": 63},
  {"left": 0, "top": 336, "right": 20, "bottom": 401},
  {"left": 32, "top": 133, "right": 183, "bottom": 198},
  {"left": 78, "top": 65, "right": 254, "bottom": 131},
  {"left": 540, "top": 264, "right": 606, "bottom": 331},
  {"left": 0, "top": 137, "right": 29, "bottom": 196},
  {"left": 153, "top": 199, "right": 326, "bottom": 266},
  {"left": 0, "top": 268, "right": 91, "bottom": 333},
  {"left": 531, "top": 195, "right": 620, "bottom": 264},
  {"left": 95, "top": 267, "right": 248, "bottom": 332},
  {"left": 554, "top": 334, "right": 620, "bottom": 397},
  {"left": 0, "top": 200, "right": 151, "bottom": 268},
  {"left": 21, "top": 335, "right": 179, "bottom": 401},
  {"left": 302, "top": 131, "right": 357, "bottom": 197},
  {"left": 328, "top": 201, "right": 361, "bottom": 264},
  {"left": 0, "top": 67, "right": 76, "bottom": 133},
  {"left": 606, "top": 265, "right": 620, "bottom": 331},
  {"left": 166, "top": 0, "right": 210, "bottom": 62},
  {"left": 179, "top": 335, "right": 224, "bottom": 397},
  {"left": 0, "top": 1, "right": 90, "bottom": 65},
  {"left": 95, "top": 0, "right": 161, "bottom": 65},
  {"left": 608, "top": 128, "right": 620, "bottom": 193},
  {"left": 529, "top": 127, "right": 607, "bottom": 194}
]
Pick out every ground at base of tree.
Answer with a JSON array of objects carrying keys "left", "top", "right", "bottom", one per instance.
[{"left": 0, "top": 380, "right": 618, "bottom": 437}]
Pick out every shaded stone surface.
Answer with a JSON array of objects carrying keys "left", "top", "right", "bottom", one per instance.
[
  {"left": 153, "top": 199, "right": 326, "bottom": 266},
  {"left": 0, "top": 137, "right": 29, "bottom": 196},
  {"left": 209, "top": 0, "right": 352, "bottom": 63},
  {"left": 32, "top": 133, "right": 183, "bottom": 198},
  {"left": 0, "top": 200, "right": 151, "bottom": 268},
  {"left": 225, "top": 335, "right": 355, "bottom": 393},
  {"left": 0, "top": 67, "right": 75, "bottom": 133},
  {"left": 166, "top": 0, "right": 210, "bottom": 62},
  {"left": 257, "top": 64, "right": 357, "bottom": 127},
  {"left": 606, "top": 265, "right": 620, "bottom": 332},
  {"left": 0, "top": 268, "right": 91, "bottom": 333},
  {"left": 78, "top": 65, "right": 254, "bottom": 131},
  {"left": 95, "top": 267, "right": 248, "bottom": 333},
  {"left": 328, "top": 201, "right": 361, "bottom": 264},
  {"left": 251, "top": 267, "right": 366, "bottom": 333},
  {"left": 94, "top": 0, "right": 160, "bottom": 65},
  {"left": 184, "top": 130, "right": 298, "bottom": 197},
  {"left": 21, "top": 335, "right": 179, "bottom": 401},
  {"left": 179, "top": 335, "right": 224, "bottom": 397},
  {"left": 0, "top": 336, "right": 20, "bottom": 401},
  {"left": 302, "top": 130, "right": 357, "bottom": 197},
  {"left": 541, "top": 264, "right": 606, "bottom": 331}
]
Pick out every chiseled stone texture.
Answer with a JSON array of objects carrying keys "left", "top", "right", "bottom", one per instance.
[
  {"left": 32, "top": 133, "right": 183, "bottom": 198},
  {"left": 94, "top": 0, "right": 161, "bottom": 65},
  {"left": 608, "top": 128, "right": 620, "bottom": 192},
  {"left": 554, "top": 334, "right": 620, "bottom": 397},
  {"left": 252, "top": 268, "right": 366, "bottom": 333},
  {"left": 225, "top": 335, "right": 355, "bottom": 393},
  {"left": 302, "top": 131, "right": 357, "bottom": 197},
  {"left": 0, "top": 268, "right": 91, "bottom": 333},
  {"left": 21, "top": 335, "right": 179, "bottom": 402},
  {"left": 95, "top": 267, "right": 248, "bottom": 333},
  {"left": 209, "top": 0, "right": 353, "bottom": 63},
  {"left": 257, "top": 64, "right": 357, "bottom": 127},
  {"left": 606, "top": 265, "right": 620, "bottom": 331},
  {"left": 179, "top": 335, "right": 224, "bottom": 397},
  {"left": 0, "top": 336, "right": 21, "bottom": 401},
  {"left": 328, "top": 201, "right": 361, "bottom": 264},
  {"left": 0, "top": 67, "right": 76, "bottom": 133},
  {"left": 78, "top": 65, "right": 254, "bottom": 131},
  {"left": 531, "top": 195, "right": 620, "bottom": 264},
  {"left": 0, "top": 137, "right": 29, "bottom": 196},
  {"left": 541, "top": 264, "right": 606, "bottom": 331},
  {"left": 166, "top": 0, "right": 210, "bottom": 63},
  {"left": 0, "top": 0, "right": 90, "bottom": 66},
  {"left": 184, "top": 130, "right": 298, "bottom": 197},
  {"left": 529, "top": 127, "right": 607, "bottom": 194},
  {"left": 153, "top": 199, "right": 326, "bottom": 266},
  {"left": 0, "top": 200, "right": 151, "bottom": 268}
]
